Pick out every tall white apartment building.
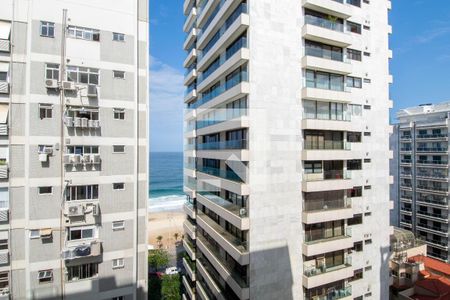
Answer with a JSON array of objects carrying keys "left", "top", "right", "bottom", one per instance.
[
  {"left": 182, "top": 0, "right": 392, "bottom": 299},
  {"left": 0, "top": 0, "right": 148, "bottom": 299},
  {"left": 396, "top": 102, "right": 450, "bottom": 263}
]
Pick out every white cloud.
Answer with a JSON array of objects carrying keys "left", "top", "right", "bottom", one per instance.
[{"left": 149, "top": 55, "right": 184, "bottom": 151}]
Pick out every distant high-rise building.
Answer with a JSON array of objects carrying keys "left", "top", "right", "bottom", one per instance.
[
  {"left": 182, "top": 0, "right": 393, "bottom": 299},
  {"left": 0, "top": 0, "right": 148, "bottom": 298},
  {"left": 396, "top": 102, "right": 450, "bottom": 263}
]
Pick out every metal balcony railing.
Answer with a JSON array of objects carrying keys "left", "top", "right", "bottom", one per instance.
[{"left": 303, "top": 256, "right": 352, "bottom": 277}]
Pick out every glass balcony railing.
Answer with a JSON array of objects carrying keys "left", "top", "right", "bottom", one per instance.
[
  {"left": 305, "top": 45, "right": 344, "bottom": 62},
  {"left": 198, "top": 0, "right": 225, "bottom": 38},
  {"left": 198, "top": 212, "right": 248, "bottom": 252},
  {"left": 400, "top": 148, "right": 412, "bottom": 151},
  {"left": 417, "top": 224, "right": 448, "bottom": 233},
  {"left": 304, "top": 197, "right": 351, "bottom": 212},
  {"left": 416, "top": 172, "right": 447, "bottom": 179},
  {"left": 416, "top": 133, "right": 448, "bottom": 139},
  {"left": 305, "top": 227, "right": 351, "bottom": 244},
  {"left": 184, "top": 161, "right": 196, "bottom": 170},
  {"left": 192, "top": 67, "right": 248, "bottom": 109},
  {"left": 400, "top": 159, "right": 412, "bottom": 164},
  {"left": 304, "top": 170, "right": 351, "bottom": 182},
  {"left": 424, "top": 238, "right": 448, "bottom": 248},
  {"left": 199, "top": 3, "right": 248, "bottom": 60},
  {"left": 305, "top": 14, "right": 344, "bottom": 32},
  {"left": 417, "top": 147, "right": 448, "bottom": 152},
  {"left": 416, "top": 185, "right": 448, "bottom": 192},
  {"left": 197, "top": 139, "right": 247, "bottom": 150},
  {"left": 304, "top": 140, "right": 350, "bottom": 150},
  {"left": 185, "top": 83, "right": 196, "bottom": 97},
  {"left": 416, "top": 211, "right": 448, "bottom": 220},
  {"left": 400, "top": 135, "right": 412, "bottom": 140},
  {"left": 417, "top": 197, "right": 448, "bottom": 206},
  {"left": 185, "top": 63, "right": 196, "bottom": 76},
  {"left": 196, "top": 108, "right": 247, "bottom": 129},
  {"left": 417, "top": 160, "right": 448, "bottom": 165},
  {"left": 303, "top": 257, "right": 351, "bottom": 277},
  {"left": 197, "top": 166, "right": 245, "bottom": 183},
  {"left": 305, "top": 285, "right": 352, "bottom": 300},
  {"left": 198, "top": 35, "right": 247, "bottom": 84},
  {"left": 198, "top": 191, "right": 248, "bottom": 217}
]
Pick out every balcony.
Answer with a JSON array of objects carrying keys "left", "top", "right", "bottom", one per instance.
[
  {"left": 416, "top": 160, "right": 448, "bottom": 168},
  {"left": 183, "top": 238, "right": 196, "bottom": 261},
  {"left": 302, "top": 21, "right": 351, "bottom": 48},
  {"left": 303, "top": 229, "right": 352, "bottom": 256},
  {"left": 302, "top": 0, "right": 353, "bottom": 19},
  {"left": 197, "top": 213, "right": 249, "bottom": 265},
  {"left": 197, "top": 192, "right": 249, "bottom": 230},
  {"left": 183, "top": 27, "right": 197, "bottom": 51},
  {"left": 400, "top": 159, "right": 412, "bottom": 166},
  {"left": 304, "top": 285, "right": 352, "bottom": 300},
  {"left": 303, "top": 257, "right": 353, "bottom": 289},
  {"left": 184, "top": 219, "right": 197, "bottom": 240},
  {"left": 196, "top": 109, "right": 248, "bottom": 135},
  {"left": 182, "top": 275, "right": 196, "bottom": 300},
  {"left": 183, "top": 7, "right": 197, "bottom": 33},
  {"left": 197, "top": 235, "right": 249, "bottom": 299},
  {"left": 424, "top": 238, "right": 448, "bottom": 250},
  {"left": 184, "top": 88, "right": 198, "bottom": 104},
  {"left": 185, "top": 68, "right": 197, "bottom": 86},
  {"left": 184, "top": 201, "right": 197, "bottom": 219},
  {"left": 416, "top": 211, "right": 448, "bottom": 223},
  {"left": 183, "top": 256, "right": 196, "bottom": 281},
  {"left": 416, "top": 197, "right": 448, "bottom": 208},
  {"left": 63, "top": 154, "right": 101, "bottom": 169},
  {"left": 416, "top": 185, "right": 448, "bottom": 194},
  {"left": 417, "top": 147, "right": 448, "bottom": 153},
  {"left": 416, "top": 133, "right": 448, "bottom": 140},
  {"left": 64, "top": 117, "right": 101, "bottom": 130},
  {"left": 416, "top": 224, "right": 448, "bottom": 237},
  {"left": 183, "top": 0, "right": 195, "bottom": 15},
  {"left": 302, "top": 142, "right": 352, "bottom": 161},
  {"left": 184, "top": 48, "right": 198, "bottom": 68},
  {"left": 196, "top": 281, "right": 210, "bottom": 300},
  {"left": 62, "top": 240, "right": 102, "bottom": 261},
  {"left": 0, "top": 82, "right": 8, "bottom": 94},
  {"left": 301, "top": 118, "right": 352, "bottom": 132},
  {"left": 196, "top": 258, "right": 226, "bottom": 300},
  {"left": 302, "top": 54, "right": 352, "bottom": 75},
  {"left": 302, "top": 198, "right": 352, "bottom": 224},
  {"left": 197, "top": 139, "right": 247, "bottom": 151},
  {"left": 197, "top": 166, "right": 245, "bottom": 183},
  {"left": 0, "top": 39, "right": 10, "bottom": 52},
  {"left": 302, "top": 171, "right": 352, "bottom": 192}
]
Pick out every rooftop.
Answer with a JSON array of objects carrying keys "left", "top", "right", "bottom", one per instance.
[
  {"left": 408, "top": 255, "right": 450, "bottom": 277},
  {"left": 410, "top": 276, "right": 450, "bottom": 300}
]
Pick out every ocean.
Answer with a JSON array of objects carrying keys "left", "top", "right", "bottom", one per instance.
[{"left": 149, "top": 152, "right": 185, "bottom": 212}]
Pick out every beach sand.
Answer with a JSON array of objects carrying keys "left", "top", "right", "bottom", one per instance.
[{"left": 148, "top": 210, "right": 185, "bottom": 254}]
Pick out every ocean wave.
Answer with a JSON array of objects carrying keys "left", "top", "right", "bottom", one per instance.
[{"left": 148, "top": 194, "right": 185, "bottom": 212}]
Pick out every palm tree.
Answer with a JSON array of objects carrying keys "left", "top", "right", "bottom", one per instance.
[{"left": 156, "top": 235, "right": 163, "bottom": 248}]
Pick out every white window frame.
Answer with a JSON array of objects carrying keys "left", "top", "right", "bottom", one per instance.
[
  {"left": 68, "top": 225, "right": 96, "bottom": 241},
  {"left": 39, "top": 103, "right": 53, "bottom": 119},
  {"left": 67, "top": 25, "right": 100, "bottom": 41},
  {"left": 112, "top": 221, "right": 125, "bottom": 231},
  {"left": 113, "top": 183, "right": 125, "bottom": 190},
  {"left": 66, "top": 185, "right": 99, "bottom": 201},
  {"left": 112, "top": 258, "right": 124, "bottom": 269},
  {"left": 40, "top": 21, "right": 55, "bottom": 38},
  {"left": 112, "top": 32, "right": 125, "bottom": 42},
  {"left": 38, "top": 186, "right": 53, "bottom": 195},
  {"left": 66, "top": 65, "right": 99, "bottom": 85},
  {"left": 30, "top": 230, "right": 40, "bottom": 239},
  {"left": 113, "top": 108, "right": 125, "bottom": 120},
  {"left": 38, "top": 270, "right": 53, "bottom": 283},
  {"left": 45, "top": 63, "right": 59, "bottom": 80},
  {"left": 113, "top": 70, "right": 125, "bottom": 79},
  {"left": 113, "top": 145, "right": 125, "bottom": 153},
  {"left": 66, "top": 145, "right": 99, "bottom": 155}
]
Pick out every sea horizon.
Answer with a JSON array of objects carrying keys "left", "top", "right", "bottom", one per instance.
[{"left": 149, "top": 151, "right": 184, "bottom": 213}]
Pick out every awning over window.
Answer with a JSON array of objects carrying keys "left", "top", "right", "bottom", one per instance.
[
  {"left": 40, "top": 228, "right": 53, "bottom": 237},
  {"left": 0, "top": 104, "right": 8, "bottom": 124},
  {"left": 0, "top": 21, "right": 11, "bottom": 40}
]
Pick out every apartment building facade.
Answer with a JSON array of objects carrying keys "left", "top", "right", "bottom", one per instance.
[
  {"left": 396, "top": 102, "right": 450, "bottom": 263},
  {"left": 0, "top": 0, "right": 148, "bottom": 298},
  {"left": 182, "top": 0, "right": 392, "bottom": 299}
]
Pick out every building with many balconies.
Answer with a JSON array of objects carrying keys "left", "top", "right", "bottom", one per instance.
[
  {"left": 395, "top": 102, "right": 450, "bottom": 263},
  {"left": 182, "top": 0, "right": 393, "bottom": 299},
  {"left": 0, "top": 0, "right": 148, "bottom": 298}
]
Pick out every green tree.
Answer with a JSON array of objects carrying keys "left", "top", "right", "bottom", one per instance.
[
  {"left": 161, "top": 274, "right": 181, "bottom": 300},
  {"left": 148, "top": 249, "right": 170, "bottom": 272}
]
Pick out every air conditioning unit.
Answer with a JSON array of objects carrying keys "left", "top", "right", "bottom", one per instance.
[
  {"left": 92, "top": 204, "right": 99, "bottom": 216},
  {"left": 45, "top": 79, "right": 58, "bottom": 89},
  {"left": 87, "top": 84, "right": 97, "bottom": 97},
  {"left": 73, "top": 117, "right": 81, "bottom": 127},
  {"left": 65, "top": 116, "right": 74, "bottom": 127},
  {"left": 62, "top": 81, "right": 76, "bottom": 91},
  {"left": 81, "top": 118, "right": 88, "bottom": 128},
  {"left": 42, "top": 147, "right": 53, "bottom": 154},
  {"left": 38, "top": 153, "right": 48, "bottom": 162},
  {"left": 67, "top": 204, "right": 85, "bottom": 216}
]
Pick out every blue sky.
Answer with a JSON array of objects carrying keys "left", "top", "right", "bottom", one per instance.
[{"left": 150, "top": 0, "right": 450, "bottom": 152}]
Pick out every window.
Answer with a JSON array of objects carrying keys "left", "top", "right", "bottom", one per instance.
[
  {"left": 68, "top": 226, "right": 95, "bottom": 241},
  {"left": 349, "top": 104, "right": 362, "bottom": 116},
  {"left": 364, "top": 132, "right": 371, "bottom": 136},
  {"left": 347, "top": 0, "right": 361, "bottom": 7},
  {"left": 0, "top": 240, "right": 7, "bottom": 251},
  {"left": 349, "top": 269, "right": 363, "bottom": 282},
  {"left": 0, "top": 72, "right": 6, "bottom": 82},
  {"left": 365, "top": 239, "right": 372, "bottom": 245},
  {"left": 364, "top": 78, "right": 371, "bottom": 83},
  {"left": 306, "top": 69, "right": 344, "bottom": 91},
  {"left": 365, "top": 266, "right": 372, "bottom": 271},
  {"left": 364, "top": 105, "right": 371, "bottom": 110},
  {"left": 67, "top": 66, "right": 99, "bottom": 85},
  {"left": 347, "top": 132, "right": 361, "bottom": 143},
  {"left": 347, "top": 48, "right": 362, "bottom": 61},
  {"left": 304, "top": 161, "right": 322, "bottom": 174},
  {"left": 353, "top": 241, "right": 363, "bottom": 252},
  {"left": 68, "top": 26, "right": 100, "bottom": 41},
  {"left": 347, "top": 21, "right": 361, "bottom": 34},
  {"left": 348, "top": 214, "right": 363, "bottom": 225},
  {"left": 347, "top": 159, "right": 362, "bottom": 170},
  {"left": 348, "top": 186, "right": 362, "bottom": 197},
  {"left": 38, "top": 270, "right": 53, "bottom": 283},
  {"left": 305, "top": 40, "right": 343, "bottom": 61},
  {"left": 39, "top": 186, "right": 52, "bottom": 195},
  {"left": 67, "top": 263, "right": 98, "bottom": 281},
  {"left": 45, "top": 63, "right": 59, "bottom": 80},
  {"left": 364, "top": 185, "right": 371, "bottom": 190},
  {"left": 363, "top": 25, "right": 371, "bottom": 30},
  {"left": 40, "top": 21, "right": 55, "bottom": 37},
  {"left": 364, "top": 51, "right": 371, "bottom": 57},
  {"left": 364, "top": 212, "right": 372, "bottom": 217},
  {"left": 347, "top": 76, "right": 362, "bottom": 88},
  {"left": 113, "top": 183, "right": 125, "bottom": 190},
  {"left": 113, "top": 70, "right": 125, "bottom": 79},
  {"left": 364, "top": 158, "right": 371, "bottom": 163},
  {"left": 66, "top": 185, "right": 98, "bottom": 201},
  {"left": 113, "top": 32, "right": 125, "bottom": 41},
  {"left": 30, "top": 230, "right": 40, "bottom": 239},
  {"left": 112, "top": 258, "right": 124, "bottom": 269},
  {"left": 112, "top": 221, "right": 125, "bottom": 231},
  {"left": 113, "top": 108, "right": 125, "bottom": 120},
  {"left": 39, "top": 104, "right": 53, "bottom": 119},
  {"left": 113, "top": 145, "right": 125, "bottom": 153},
  {"left": 66, "top": 145, "right": 99, "bottom": 155}
]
